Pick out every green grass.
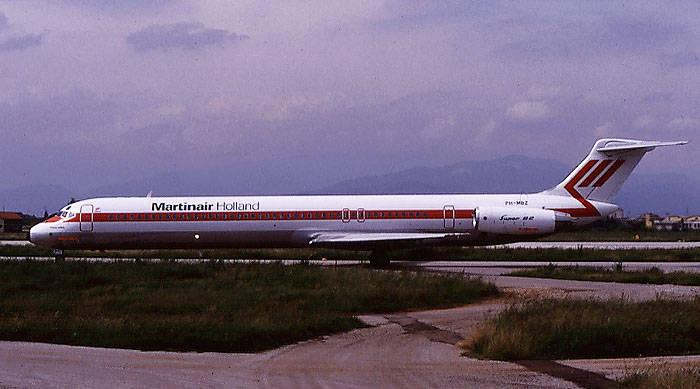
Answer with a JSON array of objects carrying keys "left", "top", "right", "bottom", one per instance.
[
  {"left": 618, "top": 366, "right": 700, "bottom": 388},
  {"left": 466, "top": 298, "right": 700, "bottom": 360},
  {"left": 390, "top": 247, "right": 700, "bottom": 262},
  {"left": 542, "top": 229, "right": 700, "bottom": 242},
  {"left": 0, "top": 232, "right": 27, "bottom": 240},
  {"left": 0, "top": 260, "right": 497, "bottom": 353},
  {"left": 510, "top": 265, "right": 700, "bottom": 286},
  {"left": 3, "top": 245, "right": 700, "bottom": 262}
]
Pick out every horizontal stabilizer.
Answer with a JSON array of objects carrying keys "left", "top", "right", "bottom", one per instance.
[{"left": 596, "top": 139, "right": 688, "bottom": 153}]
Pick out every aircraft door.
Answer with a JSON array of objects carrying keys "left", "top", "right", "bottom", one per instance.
[
  {"left": 443, "top": 205, "right": 455, "bottom": 230},
  {"left": 80, "top": 204, "right": 94, "bottom": 232},
  {"left": 357, "top": 208, "right": 365, "bottom": 223}
]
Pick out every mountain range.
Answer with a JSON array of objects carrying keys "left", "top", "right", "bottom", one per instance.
[{"left": 2, "top": 155, "right": 696, "bottom": 218}]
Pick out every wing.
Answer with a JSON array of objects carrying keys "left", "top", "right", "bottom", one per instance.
[{"left": 306, "top": 231, "right": 470, "bottom": 248}]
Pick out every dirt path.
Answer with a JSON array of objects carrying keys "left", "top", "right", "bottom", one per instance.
[
  {"left": 1, "top": 301, "right": 578, "bottom": 388},
  {"left": 4, "top": 265, "right": 700, "bottom": 388}
]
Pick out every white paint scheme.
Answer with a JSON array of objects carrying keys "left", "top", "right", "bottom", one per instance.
[{"left": 29, "top": 139, "right": 686, "bottom": 258}]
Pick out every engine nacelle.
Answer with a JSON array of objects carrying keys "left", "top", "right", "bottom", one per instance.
[{"left": 472, "top": 206, "right": 556, "bottom": 235}]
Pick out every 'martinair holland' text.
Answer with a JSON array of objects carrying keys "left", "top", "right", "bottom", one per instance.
[{"left": 151, "top": 201, "right": 260, "bottom": 211}]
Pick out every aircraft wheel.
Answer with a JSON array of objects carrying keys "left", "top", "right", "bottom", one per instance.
[{"left": 368, "top": 250, "right": 390, "bottom": 268}]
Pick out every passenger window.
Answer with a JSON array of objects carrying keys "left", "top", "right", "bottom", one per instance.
[{"left": 109, "top": 215, "right": 114, "bottom": 220}]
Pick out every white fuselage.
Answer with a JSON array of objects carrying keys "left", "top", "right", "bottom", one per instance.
[
  {"left": 29, "top": 193, "right": 617, "bottom": 250},
  {"left": 29, "top": 138, "right": 686, "bottom": 253}
]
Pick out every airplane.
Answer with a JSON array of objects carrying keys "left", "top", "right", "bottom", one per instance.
[{"left": 30, "top": 138, "right": 687, "bottom": 266}]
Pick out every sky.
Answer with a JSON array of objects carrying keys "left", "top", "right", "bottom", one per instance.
[{"left": 1, "top": 1, "right": 698, "bottom": 194}]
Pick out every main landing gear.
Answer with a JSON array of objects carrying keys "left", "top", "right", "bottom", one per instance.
[
  {"left": 53, "top": 249, "right": 65, "bottom": 262},
  {"left": 368, "top": 250, "right": 390, "bottom": 268}
]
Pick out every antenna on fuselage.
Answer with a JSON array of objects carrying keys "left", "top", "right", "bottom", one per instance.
[{"left": 146, "top": 191, "right": 153, "bottom": 198}]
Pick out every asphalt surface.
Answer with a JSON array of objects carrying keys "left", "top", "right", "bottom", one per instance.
[
  {"left": 4, "top": 239, "right": 700, "bottom": 249},
  {"left": 3, "top": 257, "right": 700, "bottom": 387}
]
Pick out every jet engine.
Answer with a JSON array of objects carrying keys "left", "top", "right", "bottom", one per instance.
[{"left": 472, "top": 206, "right": 556, "bottom": 235}]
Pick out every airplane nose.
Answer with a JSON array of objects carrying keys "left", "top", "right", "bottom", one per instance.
[
  {"left": 29, "top": 224, "right": 49, "bottom": 247},
  {"left": 29, "top": 225, "right": 38, "bottom": 244}
]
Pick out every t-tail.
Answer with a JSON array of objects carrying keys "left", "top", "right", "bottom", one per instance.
[{"left": 541, "top": 138, "right": 687, "bottom": 217}]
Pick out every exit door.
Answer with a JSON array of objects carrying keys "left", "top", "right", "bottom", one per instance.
[
  {"left": 443, "top": 205, "right": 455, "bottom": 229},
  {"left": 80, "top": 204, "right": 93, "bottom": 232}
]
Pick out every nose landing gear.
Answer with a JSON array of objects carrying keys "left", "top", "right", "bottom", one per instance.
[{"left": 53, "top": 249, "right": 65, "bottom": 262}]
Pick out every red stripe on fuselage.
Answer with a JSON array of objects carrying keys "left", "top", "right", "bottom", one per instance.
[{"left": 60, "top": 209, "right": 476, "bottom": 223}]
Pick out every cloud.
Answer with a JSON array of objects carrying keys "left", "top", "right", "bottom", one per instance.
[
  {"left": 659, "top": 52, "right": 700, "bottom": 68},
  {"left": 0, "top": 33, "right": 44, "bottom": 52},
  {"left": 634, "top": 115, "right": 655, "bottom": 129},
  {"left": 506, "top": 101, "right": 551, "bottom": 121},
  {"left": 126, "top": 22, "right": 245, "bottom": 52},
  {"left": 595, "top": 122, "right": 614, "bottom": 137},
  {"left": 666, "top": 116, "right": 699, "bottom": 131},
  {"left": 0, "top": 11, "right": 8, "bottom": 30},
  {"left": 500, "top": 15, "right": 682, "bottom": 60},
  {"left": 599, "top": 17, "right": 680, "bottom": 52}
]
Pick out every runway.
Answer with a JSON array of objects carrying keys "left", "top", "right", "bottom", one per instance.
[
  {"left": 4, "top": 239, "right": 700, "bottom": 249},
  {"left": 3, "top": 257, "right": 700, "bottom": 387}
]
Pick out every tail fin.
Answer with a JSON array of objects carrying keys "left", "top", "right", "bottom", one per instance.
[{"left": 542, "top": 139, "right": 687, "bottom": 203}]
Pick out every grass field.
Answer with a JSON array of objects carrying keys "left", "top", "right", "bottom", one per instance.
[
  {"left": 0, "top": 260, "right": 498, "bottom": 353},
  {"left": 510, "top": 265, "right": 700, "bottom": 286},
  {"left": 3, "top": 244, "right": 700, "bottom": 262},
  {"left": 619, "top": 367, "right": 700, "bottom": 388},
  {"left": 541, "top": 229, "right": 700, "bottom": 242},
  {"left": 464, "top": 298, "right": 700, "bottom": 360}
]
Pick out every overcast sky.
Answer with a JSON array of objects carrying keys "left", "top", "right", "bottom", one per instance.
[{"left": 1, "top": 1, "right": 698, "bottom": 193}]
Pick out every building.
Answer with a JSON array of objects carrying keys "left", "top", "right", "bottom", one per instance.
[
  {"left": 653, "top": 215, "right": 683, "bottom": 231},
  {"left": 640, "top": 213, "right": 663, "bottom": 229},
  {"left": 683, "top": 216, "right": 700, "bottom": 231},
  {"left": 0, "top": 212, "right": 23, "bottom": 233}
]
